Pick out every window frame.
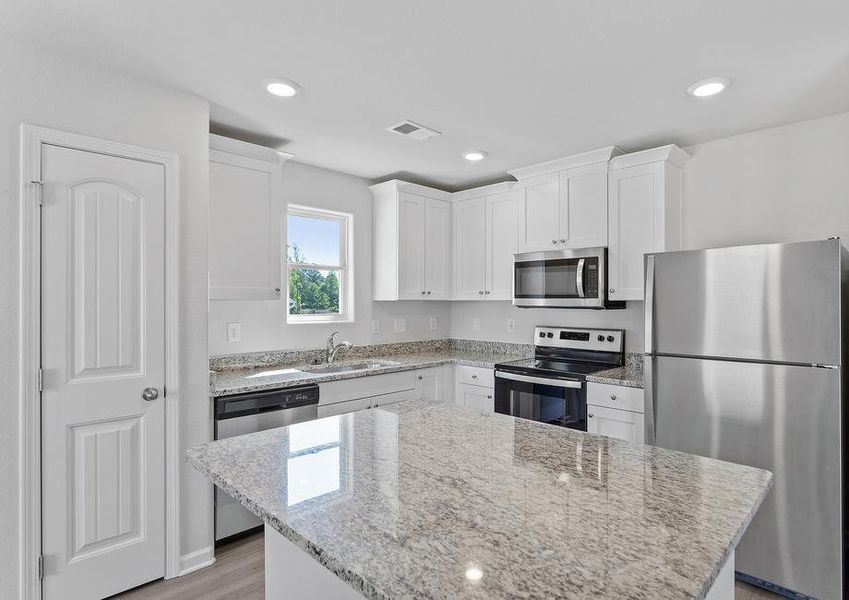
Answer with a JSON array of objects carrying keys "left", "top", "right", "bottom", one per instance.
[{"left": 285, "top": 204, "right": 354, "bottom": 324}]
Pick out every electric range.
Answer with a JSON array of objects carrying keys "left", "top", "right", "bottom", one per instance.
[{"left": 494, "top": 326, "right": 624, "bottom": 429}]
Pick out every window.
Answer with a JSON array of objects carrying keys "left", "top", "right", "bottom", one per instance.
[{"left": 286, "top": 205, "right": 353, "bottom": 323}]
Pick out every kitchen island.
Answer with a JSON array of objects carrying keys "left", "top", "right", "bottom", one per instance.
[{"left": 188, "top": 400, "right": 771, "bottom": 599}]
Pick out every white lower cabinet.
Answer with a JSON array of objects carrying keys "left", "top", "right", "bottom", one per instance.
[
  {"left": 586, "top": 382, "right": 645, "bottom": 444},
  {"left": 317, "top": 367, "right": 446, "bottom": 418},
  {"left": 317, "top": 396, "right": 373, "bottom": 418},
  {"left": 414, "top": 367, "right": 445, "bottom": 401},
  {"left": 456, "top": 383, "right": 494, "bottom": 414}
]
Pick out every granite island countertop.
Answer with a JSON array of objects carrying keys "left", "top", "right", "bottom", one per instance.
[
  {"left": 210, "top": 348, "right": 531, "bottom": 396},
  {"left": 188, "top": 400, "right": 772, "bottom": 599}
]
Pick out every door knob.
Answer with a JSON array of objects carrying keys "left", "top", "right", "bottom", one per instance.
[{"left": 142, "top": 387, "right": 160, "bottom": 401}]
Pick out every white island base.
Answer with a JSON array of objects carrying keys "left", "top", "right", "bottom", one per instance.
[{"left": 264, "top": 525, "right": 736, "bottom": 600}]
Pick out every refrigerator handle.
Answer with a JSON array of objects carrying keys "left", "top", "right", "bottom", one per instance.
[
  {"left": 644, "top": 354, "right": 655, "bottom": 444},
  {"left": 644, "top": 254, "right": 655, "bottom": 354}
]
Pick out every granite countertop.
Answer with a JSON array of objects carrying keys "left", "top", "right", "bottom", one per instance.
[
  {"left": 188, "top": 401, "right": 772, "bottom": 599},
  {"left": 586, "top": 364, "right": 644, "bottom": 389},
  {"left": 210, "top": 349, "right": 530, "bottom": 396}
]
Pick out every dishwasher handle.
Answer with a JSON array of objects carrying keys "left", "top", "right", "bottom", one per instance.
[{"left": 215, "top": 385, "right": 319, "bottom": 420}]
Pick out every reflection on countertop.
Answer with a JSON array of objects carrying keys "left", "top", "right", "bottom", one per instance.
[{"left": 188, "top": 400, "right": 771, "bottom": 600}]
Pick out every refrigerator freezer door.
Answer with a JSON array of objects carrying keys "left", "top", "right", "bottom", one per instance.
[
  {"left": 648, "top": 239, "right": 842, "bottom": 366},
  {"left": 651, "top": 355, "right": 842, "bottom": 599}
]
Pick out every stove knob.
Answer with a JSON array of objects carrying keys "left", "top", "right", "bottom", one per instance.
[
  {"left": 538, "top": 332, "right": 546, "bottom": 338},
  {"left": 597, "top": 335, "right": 605, "bottom": 342},
  {"left": 546, "top": 332, "right": 554, "bottom": 338},
  {"left": 607, "top": 335, "right": 615, "bottom": 342}
]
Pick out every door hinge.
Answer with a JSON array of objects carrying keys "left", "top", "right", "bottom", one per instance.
[
  {"left": 37, "top": 368, "right": 43, "bottom": 392},
  {"left": 31, "top": 180, "right": 43, "bottom": 206},
  {"left": 37, "top": 555, "right": 44, "bottom": 579}
]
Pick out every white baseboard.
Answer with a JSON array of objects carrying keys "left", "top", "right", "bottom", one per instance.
[{"left": 178, "top": 546, "right": 216, "bottom": 576}]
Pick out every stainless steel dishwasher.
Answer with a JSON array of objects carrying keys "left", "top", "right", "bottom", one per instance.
[{"left": 213, "top": 384, "right": 319, "bottom": 543}]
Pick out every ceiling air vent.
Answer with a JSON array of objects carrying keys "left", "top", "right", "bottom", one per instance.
[{"left": 386, "top": 120, "right": 441, "bottom": 140}]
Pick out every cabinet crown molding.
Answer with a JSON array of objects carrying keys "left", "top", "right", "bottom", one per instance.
[
  {"left": 367, "top": 179, "right": 452, "bottom": 201},
  {"left": 507, "top": 145, "right": 624, "bottom": 180},
  {"left": 209, "top": 133, "right": 293, "bottom": 164},
  {"left": 451, "top": 180, "right": 517, "bottom": 202},
  {"left": 609, "top": 144, "right": 690, "bottom": 169}
]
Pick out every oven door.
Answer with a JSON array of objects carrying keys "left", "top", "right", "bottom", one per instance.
[
  {"left": 512, "top": 249, "right": 603, "bottom": 308},
  {"left": 494, "top": 371, "right": 587, "bottom": 430}
]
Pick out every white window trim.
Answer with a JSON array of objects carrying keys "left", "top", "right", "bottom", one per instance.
[{"left": 286, "top": 205, "right": 354, "bottom": 324}]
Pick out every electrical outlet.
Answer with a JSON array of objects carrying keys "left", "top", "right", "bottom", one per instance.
[
  {"left": 371, "top": 320, "right": 380, "bottom": 335},
  {"left": 507, "top": 318, "right": 516, "bottom": 333},
  {"left": 394, "top": 318, "right": 407, "bottom": 333},
  {"left": 226, "top": 322, "right": 241, "bottom": 343},
  {"left": 429, "top": 317, "right": 438, "bottom": 331},
  {"left": 472, "top": 318, "right": 480, "bottom": 332}
]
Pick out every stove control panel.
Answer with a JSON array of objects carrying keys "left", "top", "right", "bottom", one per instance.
[{"left": 534, "top": 326, "right": 624, "bottom": 353}]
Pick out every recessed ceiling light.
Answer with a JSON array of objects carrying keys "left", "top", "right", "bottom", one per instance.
[
  {"left": 263, "top": 78, "right": 302, "bottom": 97},
  {"left": 687, "top": 77, "right": 730, "bottom": 98},
  {"left": 463, "top": 150, "right": 488, "bottom": 162}
]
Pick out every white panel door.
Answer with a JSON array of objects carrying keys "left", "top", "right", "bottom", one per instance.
[
  {"left": 414, "top": 367, "right": 444, "bottom": 401},
  {"left": 486, "top": 190, "right": 521, "bottom": 300},
  {"left": 518, "top": 173, "right": 561, "bottom": 252},
  {"left": 561, "top": 163, "right": 608, "bottom": 248},
  {"left": 587, "top": 406, "right": 645, "bottom": 444},
  {"left": 41, "top": 145, "right": 166, "bottom": 600},
  {"left": 397, "top": 192, "right": 426, "bottom": 299},
  {"left": 452, "top": 197, "right": 487, "bottom": 300},
  {"left": 425, "top": 198, "right": 452, "bottom": 299},
  {"left": 608, "top": 164, "right": 661, "bottom": 301}
]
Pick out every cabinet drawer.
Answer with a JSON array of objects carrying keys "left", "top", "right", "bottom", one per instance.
[
  {"left": 587, "top": 382, "right": 644, "bottom": 413},
  {"left": 587, "top": 405, "right": 645, "bottom": 444},
  {"left": 319, "top": 371, "right": 415, "bottom": 406},
  {"left": 455, "top": 365, "right": 494, "bottom": 387},
  {"left": 371, "top": 389, "right": 415, "bottom": 408}
]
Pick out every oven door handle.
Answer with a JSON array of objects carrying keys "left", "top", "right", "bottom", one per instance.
[
  {"left": 495, "top": 371, "right": 583, "bottom": 389},
  {"left": 576, "top": 257, "right": 585, "bottom": 298}
]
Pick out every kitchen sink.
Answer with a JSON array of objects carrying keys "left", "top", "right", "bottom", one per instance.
[{"left": 305, "top": 360, "right": 400, "bottom": 374}]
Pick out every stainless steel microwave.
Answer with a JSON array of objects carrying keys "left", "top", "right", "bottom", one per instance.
[{"left": 512, "top": 247, "right": 624, "bottom": 309}]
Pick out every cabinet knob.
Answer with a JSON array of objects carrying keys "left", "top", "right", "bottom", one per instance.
[
  {"left": 609, "top": 288, "right": 615, "bottom": 294},
  {"left": 472, "top": 374, "right": 478, "bottom": 379},
  {"left": 487, "top": 395, "right": 492, "bottom": 400},
  {"left": 421, "top": 291, "right": 426, "bottom": 295},
  {"left": 274, "top": 287, "right": 281, "bottom": 295},
  {"left": 560, "top": 239, "right": 566, "bottom": 243},
  {"left": 373, "top": 403, "right": 379, "bottom": 408},
  {"left": 427, "top": 291, "right": 431, "bottom": 295},
  {"left": 588, "top": 413, "right": 595, "bottom": 418},
  {"left": 418, "top": 375, "right": 423, "bottom": 380},
  {"left": 484, "top": 290, "right": 491, "bottom": 295},
  {"left": 551, "top": 239, "right": 557, "bottom": 245},
  {"left": 610, "top": 394, "right": 617, "bottom": 401},
  {"left": 479, "top": 290, "right": 484, "bottom": 295}
]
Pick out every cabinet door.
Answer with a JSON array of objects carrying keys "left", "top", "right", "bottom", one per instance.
[
  {"left": 587, "top": 405, "right": 645, "bottom": 443},
  {"left": 414, "top": 367, "right": 444, "bottom": 401},
  {"left": 518, "top": 173, "right": 561, "bottom": 253},
  {"left": 486, "top": 190, "right": 521, "bottom": 300},
  {"left": 398, "top": 192, "right": 426, "bottom": 299},
  {"left": 425, "top": 198, "right": 452, "bottom": 299},
  {"left": 561, "top": 163, "right": 608, "bottom": 248},
  {"left": 608, "top": 164, "right": 663, "bottom": 301},
  {"left": 317, "top": 397, "right": 372, "bottom": 419},
  {"left": 456, "top": 383, "right": 494, "bottom": 414},
  {"left": 209, "top": 151, "right": 282, "bottom": 299},
  {"left": 452, "top": 198, "right": 487, "bottom": 300}
]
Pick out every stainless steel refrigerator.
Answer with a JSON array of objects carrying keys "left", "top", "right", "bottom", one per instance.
[{"left": 644, "top": 239, "right": 846, "bottom": 599}]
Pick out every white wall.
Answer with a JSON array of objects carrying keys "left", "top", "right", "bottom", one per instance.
[
  {"left": 452, "top": 111, "right": 849, "bottom": 351},
  {"left": 208, "top": 161, "right": 451, "bottom": 355},
  {"left": 0, "top": 39, "right": 211, "bottom": 596}
]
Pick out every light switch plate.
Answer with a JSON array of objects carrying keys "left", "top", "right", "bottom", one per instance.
[
  {"left": 429, "top": 317, "right": 438, "bottom": 331},
  {"left": 371, "top": 320, "right": 380, "bottom": 335},
  {"left": 472, "top": 318, "right": 480, "bottom": 332},
  {"left": 226, "top": 321, "right": 241, "bottom": 343},
  {"left": 394, "top": 318, "right": 407, "bottom": 333},
  {"left": 507, "top": 318, "right": 516, "bottom": 333}
]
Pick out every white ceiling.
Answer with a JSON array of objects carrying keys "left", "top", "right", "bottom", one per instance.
[{"left": 3, "top": 1, "right": 848, "bottom": 190}]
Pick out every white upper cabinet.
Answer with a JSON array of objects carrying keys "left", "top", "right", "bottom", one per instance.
[
  {"left": 509, "top": 146, "right": 621, "bottom": 253},
  {"left": 452, "top": 196, "right": 487, "bottom": 299},
  {"left": 209, "top": 134, "right": 292, "bottom": 300},
  {"left": 451, "top": 183, "right": 521, "bottom": 300},
  {"left": 608, "top": 145, "right": 689, "bottom": 302},
  {"left": 370, "top": 180, "right": 452, "bottom": 301}
]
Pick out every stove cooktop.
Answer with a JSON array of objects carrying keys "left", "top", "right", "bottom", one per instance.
[{"left": 495, "top": 357, "right": 612, "bottom": 380}]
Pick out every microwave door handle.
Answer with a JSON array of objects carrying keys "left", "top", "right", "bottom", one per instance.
[{"left": 576, "top": 258, "right": 585, "bottom": 298}]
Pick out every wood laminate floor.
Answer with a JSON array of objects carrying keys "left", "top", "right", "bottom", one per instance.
[{"left": 115, "top": 532, "right": 781, "bottom": 600}]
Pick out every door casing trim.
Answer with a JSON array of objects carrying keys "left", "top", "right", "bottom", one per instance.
[{"left": 18, "top": 124, "right": 182, "bottom": 599}]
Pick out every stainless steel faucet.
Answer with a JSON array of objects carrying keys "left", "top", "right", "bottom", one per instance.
[{"left": 326, "top": 330, "right": 353, "bottom": 364}]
